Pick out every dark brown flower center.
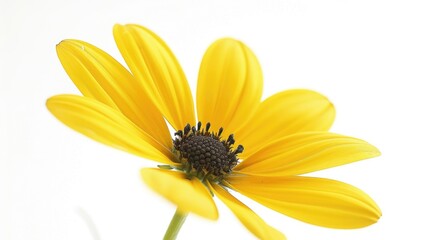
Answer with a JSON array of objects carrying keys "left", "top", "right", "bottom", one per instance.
[{"left": 173, "top": 122, "right": 243, "bottom": 178}]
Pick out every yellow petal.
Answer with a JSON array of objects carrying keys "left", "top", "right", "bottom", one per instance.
[
  {"left": 197, "top": 38, "right": 263, "bottom": 135},
  {"left": 46, "top": 95, "right": 173, "bottom": 164},
  {"left": 140, "top": 168, "right": 218, "bottom": 220},
  {"left": 113, "top": 24, "right": 195, "bottom": 130},
  {"left": 56, "top": 40, "right": 172, "bottom": 149},
  {"left": 235, "top": 89, "right": 335, "bottom": 157},
  {"left": 235, "top": 132, "right": 380, "bottom": 176},
  {"left": 227, "top": 175, "right": 381, "bottom": 229},
  {"left": 209, "top": 183, "right": 286, "bottom": 240}
]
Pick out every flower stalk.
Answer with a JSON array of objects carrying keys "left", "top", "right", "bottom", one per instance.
[{"left": 163, "top": 208, "right": 188, "bottom": 240}]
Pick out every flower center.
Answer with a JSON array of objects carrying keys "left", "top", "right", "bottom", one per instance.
[{"left": 173, "top": 122, "right": 244, "bottom": 179}]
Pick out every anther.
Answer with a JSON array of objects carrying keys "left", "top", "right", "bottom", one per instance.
[
  {"left": 218, "top": 127, "right": 223, "bottom": 137},
  {"left": 205, "top": 122, "right": 211, "bottom": 132},
  {"left": 174, "top": 130, "right": 183, "bottom": 138},
  {"left": 192, "top": 126, "right": 196, "bottom": 134},
  {"left": 227, "top": 134, "right": 235, "bottom": 145},
  {"left": 197, "top": 121, "right": 202, "bottom": 131},
  {"left": 184, "top": 124, "right": 191, "bottom": 135},
  {"left": 234, "top": 145, "right": 244, "bottom": 154}
]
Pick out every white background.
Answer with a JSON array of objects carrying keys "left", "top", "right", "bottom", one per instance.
[{"left": 1, "top": 0, "right": 429, "bottom": 239}]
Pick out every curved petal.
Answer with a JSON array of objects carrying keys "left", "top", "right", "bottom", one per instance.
[
  {"left": 56, "top": 40, "right": 172, "bottom": 148},
  {"left": 235, "top": 89, "right": 335, "bottom": 157},
  {"left": 227, "top": 175, "right": 381, "bottom": 229},
  {"left": 46, "top": 95, "right": 173, "bottom": 164},
  {"left": 113, "top": 24, "right": 195, "bottom": 130},
  {"left": 209, "top": 183, "right": 286, "bottom": 240},
  {"left": 197, "top": 38, "right": 263, "bottom": 136},
  {"left": 141, "top": 168, "right": 218, "bottom": 220},
  {"left": 234, "top": 132, "right": 380, "bottom": 176}
]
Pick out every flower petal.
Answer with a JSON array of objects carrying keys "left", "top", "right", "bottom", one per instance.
[
  {"left": 113, "top": 24, "right": 195, "bottom": 130},
  {"left": 209, "top": 183, "right": 286, "bottom": 240},
  {"left": 140, "top": 168, "right": 218, "bottom": 220},
  {"left": 235, "top": 132, "right": 380, "bottom": 176},
  {"left": 46, "top": 95, "right": 173, "bottom": 164},
  {"left": 235, "top": 89, "right": 335, "bottom": 157},
  {"left": 56, "top": 40, "right": 172, "bottom": 148},
  {"left": 197, "top": 38, "right": 263, "bottom": 135},
  {"left": 227, "top": 175, "right": 381, "bottom": 229}
]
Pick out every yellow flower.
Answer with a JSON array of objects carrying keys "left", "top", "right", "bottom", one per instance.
[{"left": 47, "top": 24, "right": 381, "bottom": 239}]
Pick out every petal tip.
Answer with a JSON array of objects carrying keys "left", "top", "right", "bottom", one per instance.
[
  {"left": 45, "top": 95, "right": 61, "bottom": 111},
  {"left": 112, "top": 24, "right": 126, "bottom": 35},
  {"left": 56, "top": 40, "right": 63, "bottom": 48},
  {"left": 113, "top": 23, "right": 124, "bottom": 29},
  {"left": 364, "top": 142, "right": 382, "bottom": 158},
  {"left": 373, "top": 146, "right": 382, "bottom": 156}
]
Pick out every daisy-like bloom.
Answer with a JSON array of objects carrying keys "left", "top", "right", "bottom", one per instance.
[{"left": 47, "top": 24, "right": 381, "bottom": 239}]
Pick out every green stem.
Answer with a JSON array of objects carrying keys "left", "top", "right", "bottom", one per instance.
[{"left": 163, "top": 208, "right": 188, "bottom": 240}]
